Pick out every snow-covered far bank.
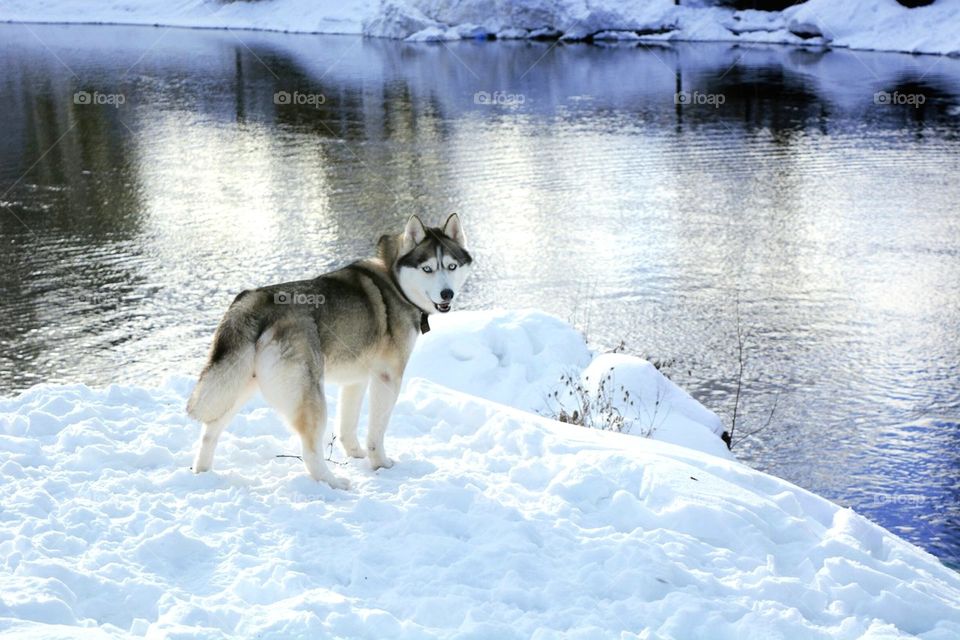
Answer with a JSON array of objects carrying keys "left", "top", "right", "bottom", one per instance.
[
  {"left": 1, "top": 0, "right": 959, "bottom": 57},
  {"left": 0, "top": 0, "right": 379, "bottom": 37},
  {"left": 2, "top": 310, "right": 960, "bottom": 638}
]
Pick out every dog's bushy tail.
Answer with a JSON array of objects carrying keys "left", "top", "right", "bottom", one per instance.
[{"left": 186, "top": 291, "right": 262, "bottom": 423}]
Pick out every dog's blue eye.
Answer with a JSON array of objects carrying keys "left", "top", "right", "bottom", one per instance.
[
  {"left": 422, "top": 266, "right": 433, "bottom": 273},
  {"left": 447, "top": 264, "right": 457, "bottom": 271}
]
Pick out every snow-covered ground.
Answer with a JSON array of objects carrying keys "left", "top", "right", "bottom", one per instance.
[
  {"left": 1, "top": 0, "right": 959, "bottom": 56},
  {"left": 2, "top": 310, "right": 959, "bottom": 638}
]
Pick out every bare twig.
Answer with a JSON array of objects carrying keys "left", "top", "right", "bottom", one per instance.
[
  {"left": 733, "top": 391, "right": 780, "bottom": 448},
  {"left": 275, "top": 435, "right": 348, "bottom": 467},
  {"left": 728, "top": 293, "right": 746, "bottom": 447},
  {"left": 569, "top": 279, "right": 599, "bottom": 342}
]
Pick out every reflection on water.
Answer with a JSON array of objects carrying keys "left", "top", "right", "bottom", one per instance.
[{"left": 1, "top": 24, "right": 959, "bottom": 567}]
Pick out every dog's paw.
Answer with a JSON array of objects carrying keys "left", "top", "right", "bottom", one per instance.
[
  {"left": 370, "top": 456, "right": 395, "bottom": 471},
  {"left": 326, "top": 475, "right": 351, "bottom": 491},
  {"left": 343, "top": 444, "right": 368, "bottom": 459}
]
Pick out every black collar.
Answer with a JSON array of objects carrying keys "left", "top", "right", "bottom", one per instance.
[
  {"left": 388, "top": 276, "right": 431, "bottom": 334},
  {"left": 385, "top": 268, "right": 431, "bottom": 334}
]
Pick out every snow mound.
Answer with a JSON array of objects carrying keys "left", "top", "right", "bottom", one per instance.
[
  {"left": 406, "top": 310, "right": 731, "bottom": 459},
  {"left": 783, "top": 0, "right": 960, "bottom": 57},
  {"left": 404, "top": 26, "right": 460, "bottom": 42},
  {"left": 405, "top": 309, "right": 592, "bottom": 414},
  {"left": 2, "top": 369, "right": 960, "bottom": 637},
  {"left": 551, "top": 353, "right": 732, "bottom": 459},
  {"left": 363, "top": 0, "right": 440, "bottom": 40}
]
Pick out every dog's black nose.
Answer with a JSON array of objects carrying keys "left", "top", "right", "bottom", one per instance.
[{"left": 440, "top": 289, "right": 454, "bottom": 301}]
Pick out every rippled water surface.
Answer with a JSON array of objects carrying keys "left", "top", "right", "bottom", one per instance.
[{"left": 1, "top": 24, "right": 958, "bottom": 566}]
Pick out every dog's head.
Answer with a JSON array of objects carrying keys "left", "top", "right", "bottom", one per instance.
[{"left": 391, "top": 213, "right": 473, "bottom": 314}]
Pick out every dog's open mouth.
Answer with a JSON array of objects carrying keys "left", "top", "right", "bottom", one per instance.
[{"left": 434, "top": 302, "right": 451, "bottom": 313}]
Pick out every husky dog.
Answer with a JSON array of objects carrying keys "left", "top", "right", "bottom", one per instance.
[{"left": 186, "top": 214, "right": 472, "bottom": 489}]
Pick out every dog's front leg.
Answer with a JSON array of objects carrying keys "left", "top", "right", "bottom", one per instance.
[
  {"left": 367, "top": 370, "right": 400, "bottom": 470},
  {"left": 338, "top": 381, "right": 368, "bottom": 458}
]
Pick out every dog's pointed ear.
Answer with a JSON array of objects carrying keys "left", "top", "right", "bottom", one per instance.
[
  {"left": 401, "top": 215, "right": 427, "bottom": 254},
  {"left": 442, "top": 213, "right": 466, "bottom": 247}
]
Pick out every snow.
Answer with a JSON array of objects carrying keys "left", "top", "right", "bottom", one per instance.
[
  {"left": 592, "top": 30, "right": 643, "bottom": 42},
  {"left": 783, "top": 0, "right": 960, "bottom": 57},
  {"left": 363, "top": 0, "right": 440, "bottom": 40},
  {"left": 404, "top": 26, "right": 460, "bottom": 43},
  {"left": 0, "top": 0, "right": 379, "bottom": 36},
  {"left": 2, "top": 0, "right": 959, "bottom": 56},
  {"left": 406, "top": 311, "right": 732, "bottom": 458},
  {"left": 565, "top": 353, "right": 731, "bottom": 457},
  {"left": 405, "top": 310, "right": 593, "bottom": 416},
  {"left": 2, "top": 310, "right": 960, "bottom": 638}
]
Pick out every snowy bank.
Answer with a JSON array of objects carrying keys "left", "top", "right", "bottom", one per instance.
[
  {"left": 2, "top": 310, "right": 960, "bottom": 638},
  {"left": 407, "top": 311, "right": 732, "bottom": 459},
  {"left": 1, "top": 0, "right": 959, "bottom": 56}
]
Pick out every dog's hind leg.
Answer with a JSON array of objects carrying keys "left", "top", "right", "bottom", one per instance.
[
  {"left": 291, "top": 389, "right": 349, "bottom": 490},
  {"left": 256, "top": 320, "right": 350, "bottom": 490},
  {"left": 192, "top": 379, "right": 255, "bottom": 473},
  {"left": 367, "top": 369, "right": 400, "bottom": 471},
  {"left": 338, "top": 381, "right": 368, "bottom": 458}
]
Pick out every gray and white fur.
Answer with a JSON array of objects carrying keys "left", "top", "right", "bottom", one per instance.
[{"left": 186, "top": 213, "right": 473, "bottom": 489}]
